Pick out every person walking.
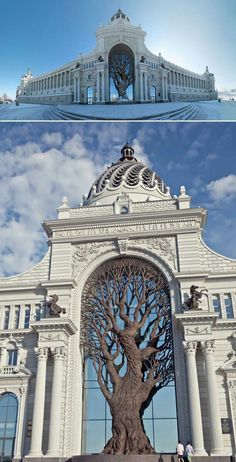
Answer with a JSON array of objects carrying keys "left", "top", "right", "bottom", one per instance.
[
  {"left": 176, "top": 441, "right": 185, "bottom": 462},
  {"left": 185, "top": 442, "right": 194, "bottom": 462}
]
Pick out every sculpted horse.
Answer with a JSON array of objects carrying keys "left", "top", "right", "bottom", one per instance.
[
  {"left": 46, "top": 294, "right": 66, "bottom": 317},
  {"left": 183, "top": 285, "right": 208, "bottom": 311}
]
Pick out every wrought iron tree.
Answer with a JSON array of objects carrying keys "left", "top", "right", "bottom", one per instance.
[
  {"left": 81, "top": 257, "right": 174, "bottom": 455},
  {"left": 109, "top": 46, "right": 135, "bottom": 100}
]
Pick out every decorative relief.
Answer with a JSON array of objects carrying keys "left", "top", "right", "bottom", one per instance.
[
  {"left": 35, "top": 347, "right": 48, "bottom": 359},
  {"left": 185, "top": 326, "right": 209, "bottom": 335},
  {"left": 183, "top": 340, "right": 198, "bottom": 353},
  {"left": 54, "top": 218, "right": 201, "bottom": 239},
  {"left": 117, "top": 239, "right": 129, "bottom": 254},
  {"left": 129, "top": 237, "right": 177, "bottom": 269},
  {"left": 72, "top": 241, "right": 115, "bottom": 277},
  {"left": 39, "top": 334, "right": 60, "bottom": 342},
  {"left": 201, "top": 339, "right": 215, "bottom": 353},
  {"left": 51, "top": 346, "right": 66, "bottom": 359}
]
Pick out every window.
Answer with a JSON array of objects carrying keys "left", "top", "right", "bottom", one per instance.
[
  {"left": 3, "top": 307, "right": 10, "bottom": 329},
  {"left": 24, "top": 305, "right": 31, "bottom": 328},
  {"left": 224, "top": 293, "right": 234, "bottom": 319},
  {"left": 7, "top": 344, "right": 17, "bottom": 366},
  {"left": 212, "top": 294, "right": 222, "bottom": 318},
  {"left": 0, "top": 393, "right": 18, "bottom": 461},
  {"left": 13, "top": 307, "right": 20, "bottom": 329}
]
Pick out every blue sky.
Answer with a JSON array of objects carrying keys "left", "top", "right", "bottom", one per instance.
[
  {"left": 0, "top": 121, "right": 235, "bottom": 277},
  {"left": 1, "top": 0, "right": 236, "bottom": 99}
]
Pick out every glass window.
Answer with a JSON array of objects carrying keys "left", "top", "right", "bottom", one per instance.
[
  {"left": 24, "top": 306, "right": 31, "bottom": 328},
  {"left": 87, "top": 87, "right": 93, "bottom": 104},
  {"left": 13, "top": 306, "right": 20, "bottom": 329},
  {"left": 7, "top": 349, "right": 17, "bottom": 366},
  {"left": 154, "top": 419, "right": 178, "bottom": 453},
  {"left": 109, "top": 44, "right": 134, "bottom": 102},
  {"left": 0, "top": 393, "right": 18, "bottom": 460},
  {"left": 224, "top": 293, "right": 234, "bottom": 319},
  {"left": 212, "top": 294, "right": 222, "bottom": 318},
  {"left": 3, "top": 307, "right": 10, "bottom": 329}
]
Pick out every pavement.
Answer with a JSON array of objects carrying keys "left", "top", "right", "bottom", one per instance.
[{"left": 0, "top": 100, "right": 236, "bottom": 121}]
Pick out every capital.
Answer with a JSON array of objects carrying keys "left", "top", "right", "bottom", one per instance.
[
  {"left": 35, "top": 347, "right": 48, "bottom": 360},
  {"left": 201, "top": 340, "right": 215, "bottom": 353},
  {"left": 183, "top": 340, "right": 198, "bottom": 354},
  {"left": 51, "top": 346, "right": 66, "bottom": 359}
]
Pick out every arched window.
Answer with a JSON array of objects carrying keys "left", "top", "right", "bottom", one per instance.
[
  {"left": 87, "top": 87, "right": 93, "bottom": 104},
  {"left": 109, "top": 44, "right": 135, "bottom": 102},
  {"left": 6, "top": 343, "right": 18, "bottom": 366},
  {"left": 81, "top": 257, "right": 178, "bottom": 454},
  {"left": 0, "top": 393, "right": 18, "bottom": 461},
  {"left": 151, "top": 85, "right": 156, "bottom": 102}
]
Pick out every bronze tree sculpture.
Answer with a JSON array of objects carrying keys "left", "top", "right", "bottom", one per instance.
[
  {"left": 81, "top": 257, "right": 174, "bottom": 455},
  {"left": 109, "top": 46, "right": 135, "bottom": 100}
]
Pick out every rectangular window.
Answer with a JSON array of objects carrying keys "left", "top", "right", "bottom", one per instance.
[
  {"left": 13, "top": 306, "right": 20, "bottom": 329},
  {"left": 224, "top": 293, "right": 234, "bottom": 319},
  {"left": 212, "top": 294, "right": 222, "bottom": 318},
  {"left": 24, "top": 305, "right": 31, "bottom": 328},
  {"left": 4, "top": 306, "right": 10, "bottom": 329},
  {"left": 7, "top": 349, "right": 17, "bottom": 366}
]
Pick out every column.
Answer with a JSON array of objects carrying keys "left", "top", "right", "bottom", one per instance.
[
  {"left": 202, "top": 340, "right": 225, "bottom": 455},
  {"left": 47, "top": 347, "right": 66, "bottom": 456},
  {"left": 28, "top": 347, "right": 48, "bottom": 457},
  {"left": 77, "top": 76, "right": 80, "bottom": 103},
  {"left": 140, "top": 72, "right": 144, "bottom": 101},
  {"left": 165, "top": 77, "right": 168, "bottom": 100},
  {"left": 145, "top": 73, "right": 148, "bottom": 101},
  {"left": 74, "top": 76, "right": 77, "bottom": 102},
  {"left": 162, "top": 78, "right": 165, "bottom": 101},
  {"left": 101, "top": 71, "right": 105, "bottom": 102},
  {"left": 183, "top": 341, "right": 207, "bottom": 455},
  {"left": 96, "top": 72, "right": 100, "bottom": 102},
  {"left": 14, "top": 386, "right": 28, "bottom": 459}
]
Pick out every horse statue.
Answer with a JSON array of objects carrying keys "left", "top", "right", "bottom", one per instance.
[
  {"left": 183, "top": 285, "right": 208, "bottom": 311},
  {"left": 46, "top": 294, "right": 66, "bottom": 317}
]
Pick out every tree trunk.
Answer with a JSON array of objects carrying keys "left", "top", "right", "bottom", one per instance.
[{"left": 103, "top": 377, "right": 156, "bottom": 455}]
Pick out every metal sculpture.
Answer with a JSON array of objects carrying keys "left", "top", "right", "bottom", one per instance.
[
  {"left": 81, "top": 257, "right": 174, "bottom": 454},
  {"left": 109, "top": 46, "right": 135, "bottom": 100},
  {"left": 46, "top": 294, "right": 66, "bottom": 317},
  {"left": 183, "top": 285, "right": 208, "bottom": 311}
]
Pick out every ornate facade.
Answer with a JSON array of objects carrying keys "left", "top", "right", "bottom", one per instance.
[
  {"left": 16, "top": 10, "right": 217, "bottom": 105},
  {"left": 0, "top": 144, "right": 235, "bottom": 462}
]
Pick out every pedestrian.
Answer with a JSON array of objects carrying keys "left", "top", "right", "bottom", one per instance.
[
  {"left": 185, "top": 442, "right": 194, "bottom": 462},
  {"left": 176, "top": 441, "right": 185, "bottom": 462}
]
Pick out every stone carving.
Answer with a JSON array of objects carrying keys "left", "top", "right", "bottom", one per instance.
[
  {"left": 130, "top": 237, "right": 177, "bottom": 269},
  {"left": 185, "top": 327, "right": 209, "bottom": 335},
  {"left": 46, "top": 294, "right": 66, "bottom": 317},
  {"left": 183, "top": 340, "right": 198, "bottom": 353},
  {"left": 72, "top": 241, "right": 114, "bottom": 277},
  {"left": 201, "top": 340, "right": 215, "bottom": 353},
  {"left": 183, "top": 285, "right": 208, "bottom": 311},
  {"left": 53, "top": 218, "right": 201, "bottom": 239},
  {"left": 117, "top": 238, "right": 129, "bottom": 254},
  {"left": 35, "top": 347, "right": 48, "bottom": 359}
]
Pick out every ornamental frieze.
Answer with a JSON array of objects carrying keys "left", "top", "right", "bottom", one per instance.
[
  {"left": 54, "top": 217, "right": 200, "bottom": 239},
  {"left": 129, "top": 237, "right": 177, "bottom": 269}
]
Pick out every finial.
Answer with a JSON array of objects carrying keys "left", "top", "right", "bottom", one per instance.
[{"left": 120, "top": 143, "right": 136, "bottom": 161}]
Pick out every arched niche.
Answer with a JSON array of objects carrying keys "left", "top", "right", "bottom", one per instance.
[{"left": 109, "top": 44, "right": 135, "bottom": 102}]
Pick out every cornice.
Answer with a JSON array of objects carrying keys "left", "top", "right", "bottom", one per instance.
[
  {"left": 43, "top": 207, "right": 206, "bottom": 235},
  {"left": 30, "top": 318, "right": 77, "bottom": 336}
]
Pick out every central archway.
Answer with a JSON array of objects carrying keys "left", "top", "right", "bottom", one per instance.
[
  {"left": 109, "top": 44, "right": 135, "bottom": 102},
  {"left": 81, "top": 256, "right": 178, "bottom": 454}
]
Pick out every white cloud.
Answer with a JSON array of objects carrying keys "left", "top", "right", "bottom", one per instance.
[
  {"left": 206, "top": 174, "right": 236, "bottom": 201},
  {"left": 0, "top": 137, "right": 103, "bottom": 277},
  {"left": 41, "top": 132, "right": 63, "bottom": 146}
]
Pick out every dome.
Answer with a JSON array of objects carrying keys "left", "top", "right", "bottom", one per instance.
[
  {"left": 84, "top": 144, "right": 171, "bottom": 206},
  {"left": 110, "top": 9, "right": 130, "bottom": 23}
]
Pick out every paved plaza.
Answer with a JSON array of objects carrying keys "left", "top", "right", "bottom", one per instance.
[{"left": 0, "top": 100, "right": 236, "bottom": 121}]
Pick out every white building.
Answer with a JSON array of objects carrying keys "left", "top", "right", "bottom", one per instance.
[
  {"left": 16, "top": 10, "right": 217, "bottom": 105},
  {"left": 0, "top": 143, "right": 235, "bottom": 462}
]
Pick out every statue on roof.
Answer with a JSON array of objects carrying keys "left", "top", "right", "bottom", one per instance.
[{"left": 183, "top": 285, "right": 208, "bottom": 311}]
